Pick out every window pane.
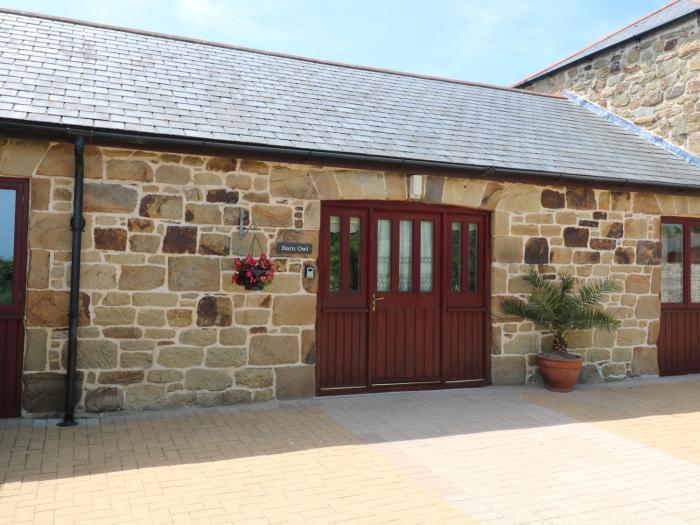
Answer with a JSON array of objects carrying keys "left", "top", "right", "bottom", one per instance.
[
  {"left": 0, "top": 189, "right": 16, "bottom": 306},
  {"left": 661, "top": 223, "right": 683, "bottom": 303},
  {"left": 377, "top": 219, "right": 391, "bottom": 292},
  {"left": 468, "top": 223, "right": 478, "bottom": 293},
  {"left": 349, "top": 217, "right": 361, "bottom": 291},
  {"left": 329, "top": 216, "right": 341, "bottom": 292},
  {"left": 420, "top": 221, "right": 433, "bottom": 292},
  {"left": 451, "top": 222, "right": 461, "bottom": 292},
  {"left": 692, "top": 225, "right": 700, "bottom": 303},
  {"left": 398, "top": 220, "right": 412, "bottom": 292}
]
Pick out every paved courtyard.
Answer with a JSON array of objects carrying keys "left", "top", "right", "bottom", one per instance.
[{"left": 2, "top": 377, "right": 700, "bottom": 525}]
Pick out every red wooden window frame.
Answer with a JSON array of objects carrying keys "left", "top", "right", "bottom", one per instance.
[
  {"left": 660, "top": 216, "right": 700, "bottom": 311},
  {"left": 0, "top": 178, "right": 29, "bottom": 319}
]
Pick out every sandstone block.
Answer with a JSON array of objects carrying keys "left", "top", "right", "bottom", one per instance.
[
  {"left": 491, "top": 356, "right": 526, "bottom": 385},
  {"left": 270, "top": 169, "right": 318, "bottom": 199},
  {"left": 272, "top": 295, "right": 316, "bottom": 325},
  {"left": 125, "top": 384, "right": 166, "bottom": 410},
  {"left": 524, "top": 238, "right": 548, "bottom": 264},
  {"left": 26, "top": 290, "right": 89, "bottom": 327},
  {"left": 540, "top": 189, "right": 565, "bottom": 208},
  {"left": 85, "top": 387, "right": 122, "bottom": 412},
  {"left": 234, "top": 309, "right": 269, "bottom": 326},
  {"left": 163, "top": 225, "right": 197, "bottom": 254},
  {"left": 157, "top": 346, "right": 204, "bottom": 368},
  {"left": 168, "top": 257, "right": 220, "bottom": 291},
  {"left": 632, "top": 346, "right": 659, "bottom": 375},
  {"left": 197, "top": 296, "right": 233, "bottom": 327},
  {"left": 220, "top": 326, "right": 247, "bottom": 346},
  {"left": 235, "top": 367, "right": 273, "bottom": 388},
  {"left": 566, "top": 188, "right": 596, "bottom": 209},
  {"left": 503, "top": 333, "right": 537, "bottom": 354},
  {"left": 129, "top": 234, "right": 161, "bottom": 253},
  {"left": 590, "top": 238, "right": 616, "bottom": 250},
  {"left": 220, "top": 389, "right": 253, "bottom": 404},
  {"left": 147, "top": 370, "right": 183, "bottom": 383},
  {"left": 625, "top": 274, "right": 650, "bottom": 294},
  {"left": 199, "top": 233, "right": 230, "bottom": 256},
  {"left": 167, "top": 309, "right": 193, "bottom": 327},
  {"left": 185, "top": 369, "right": 232, "bottom": 391},
  {"left": 636, "top": 241, "right": 662, "bottom": 265},
  {"left": 80, "top": 264, "right": 117, "bottom": 289},
  {"left": 563, "top": 227, "right": 589, "bottom": 248},
  {"left": 635, "top": 295, "right": 660, "bottom": 319},
  {"left": 624, "top": 218, "right": 647, "bottom": 239},
  {"left": 119, "top": 265, "right": 165, "bottom": 290},
  {"left": 84, "top": 183, "right": 138, "bottom": 213},
  {"left": 29, "top": 212, "right": 72, "bottom": 250},
  {"left": 493, "top": 236, "right": 523, "bottom": 263},
  {"left": 106, "top": 159, "right": 153, "bottom": 182},
  {"left": 94, "top": 228, "right": 127, "bottom": 251},
  {"left": 275, "top": 366, "right": 315, "bottom": 399},
  {"left": 98, "top": 371, "right": 144, "bottom": 384},
  {"left": 139, "top": 194, "right": 183, "bottom": 219},
  {"left": 250, "top": 335, "right": 298, "bottom": 365},
  {"left": 137, "top": 309, "right": 166, "bottom": 327},
  {"left": 155, "top": 164, "right": 190, "bottom": 184},
  {"left": 252, "top": 204, "right": 293, "bottom": 227},
  {"left": 31, "top": 179, "right": 50, "bottom": 211},
  {"left": 602, "top": 222, "right": 624, "bottom": 238},
  {"left": 128, "top": 218, "right": 154, "bottom": 233},
  {"left": 102, "top": 326, "right": 142, "bottom": 339},
  {"left": 179, "top": 329, "right": 217, "bottom": 346},
  {"left": 573, "top": 251, "right": 600, "bottom": 264},
  {"left": 206, "top": 157, "right": 238, "bottom": 172},
  {"left": 0, "top": 140, "right": 48, "bottom": 176},
  {"left": 205, "top": 347, "right": 246, "bottom": 368},
  {"left": 24, "top": 329, "right": 48, "bottom": 372},
  {"left": 94, "top": 307, "right": 136, "bottom": 326},
  {"left": 549, "top": 247, "right": 572, "bottom": 264},
  {"left": 617, "top": 328, "right": 646, "bottom": 346},
  {"left": 301, "top": 329, "right": 316, "bottom": 364},
  {"left": 614, "top": 247, "right": 635, "bottom": 264},
  {"left": 185, "top": 203, "right": 222, "bottom": 224},
  {"left": 120, "top": 352, "right": 153, "bottom": 369},
  {"left": 206, "top": 189, "right": 238, "bottom": 204}
]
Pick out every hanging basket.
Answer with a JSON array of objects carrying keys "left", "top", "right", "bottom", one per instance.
[{"left": 232, "top": 254, "right": 275, "bottom": 291}]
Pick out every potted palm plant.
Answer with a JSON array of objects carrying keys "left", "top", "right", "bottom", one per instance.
[{"left": 500, "top": 269, "right": 620, "bottom": 392}]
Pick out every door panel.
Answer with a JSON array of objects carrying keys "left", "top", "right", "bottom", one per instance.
[
  {"left": 317, "top": 201, "right": 489, "bottom": 394},
  {"left": 0, "top": 178, "right": 29, "bottom": 418},
  {"left": 659, "top": 218, "right": 700, "bottom": 375},
  {"left": 370, "top": 211, "right": 441, "bottom": 386}
]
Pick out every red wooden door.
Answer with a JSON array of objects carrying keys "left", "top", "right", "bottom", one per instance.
[
  {"left": 659, "top": 218, "right": 700, "bottom": 375},
  {"left": 317, "top": 201, "right": 489, "bottom": 394},
  {"left": 0, "top": 178, "right": 29, "bottom": 418}
]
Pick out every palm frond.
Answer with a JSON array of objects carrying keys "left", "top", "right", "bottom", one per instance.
[
  {"left": 568, "top": 307, "right": 621, "bottom": 332},
  {"left": 575, "top": 278, "right": 620, "bottom": 308}
]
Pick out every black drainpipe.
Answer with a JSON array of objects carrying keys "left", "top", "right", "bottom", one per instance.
[{"left": 58, "top": 136, "right": 85, "bottom": 427}]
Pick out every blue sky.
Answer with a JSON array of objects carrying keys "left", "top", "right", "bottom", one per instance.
[{"left": 2, "top": 0, "right": 664, "bottom": 85}]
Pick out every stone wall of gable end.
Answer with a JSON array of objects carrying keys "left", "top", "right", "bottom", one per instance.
[
  {"left": 0, "top": 137, "right": 697, "bottom": 415},
  {"left": 524, "top": 17, "right": 700, "bottom": 154}
]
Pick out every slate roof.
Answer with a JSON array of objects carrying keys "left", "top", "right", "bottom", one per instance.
[
  {"left": 1, "top": 9, "right": 700, "bottom": 188},
  {"left": 514, "top": 0, "right": 700, "bottom": 87}
]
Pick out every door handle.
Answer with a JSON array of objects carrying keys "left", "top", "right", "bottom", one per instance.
[{"left": 371, "top": 293, "right": 385, "bottom": 312}]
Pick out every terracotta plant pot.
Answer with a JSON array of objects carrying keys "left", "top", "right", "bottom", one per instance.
[{"left": 536, "top": 353, "right": 583, "bottom": 393}]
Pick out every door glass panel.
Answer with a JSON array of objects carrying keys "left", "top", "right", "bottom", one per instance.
[
  {"left": 349, "top": 217, "right": 361, "bottom": 292},
  {"left": 377, "top": 219, "right": 391, "bottom": 292},
  {"left": 329, "top": 216, "right": 341, "bottom": 292},
  {"left": 468, "top": 223, "right": 478, "bottom": 293},
  {"left": 0, "top": 189, "right": 16, "bottom": 306},
  {"left": 398, "top": 220, "right": 412, "bottom": 292},
  {"left": 661, "top": 223, "right": 683, "bottom": 303},
  {"left": 692, "top": 225, "right": 700, "bottom": 303},
  {"left": 420, "top": 221, "right": 433, "bottom": 292},
  {"left": 451, "top": 222, "right": 461, "bottom": 292}
]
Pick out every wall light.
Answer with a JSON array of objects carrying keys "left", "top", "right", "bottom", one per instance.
[{"left": 409, "top": 174, "right": 425, "bottom": 200}]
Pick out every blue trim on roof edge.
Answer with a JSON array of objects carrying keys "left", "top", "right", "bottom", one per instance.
[{"left": 563, "top": 90, "right": 700, "bottom": 170}]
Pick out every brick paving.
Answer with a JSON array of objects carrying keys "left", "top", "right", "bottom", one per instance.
[{"left": 2, "top": 377, "right": 700, "bottom": 524}]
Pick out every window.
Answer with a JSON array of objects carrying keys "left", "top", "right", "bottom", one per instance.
[
  {"left": 0, "top": 189, "right": 16, "bottom": 306},
  {"left": 661, "top": 219, "right": 700, "bottom": 306}
]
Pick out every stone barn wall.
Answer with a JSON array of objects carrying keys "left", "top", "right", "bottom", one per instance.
[
  {"left": 0, "top": 137, "right": 697, "bottom": 415},
  {"left": 522, "top": 16, "right": 700, "bottom": 154}
]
